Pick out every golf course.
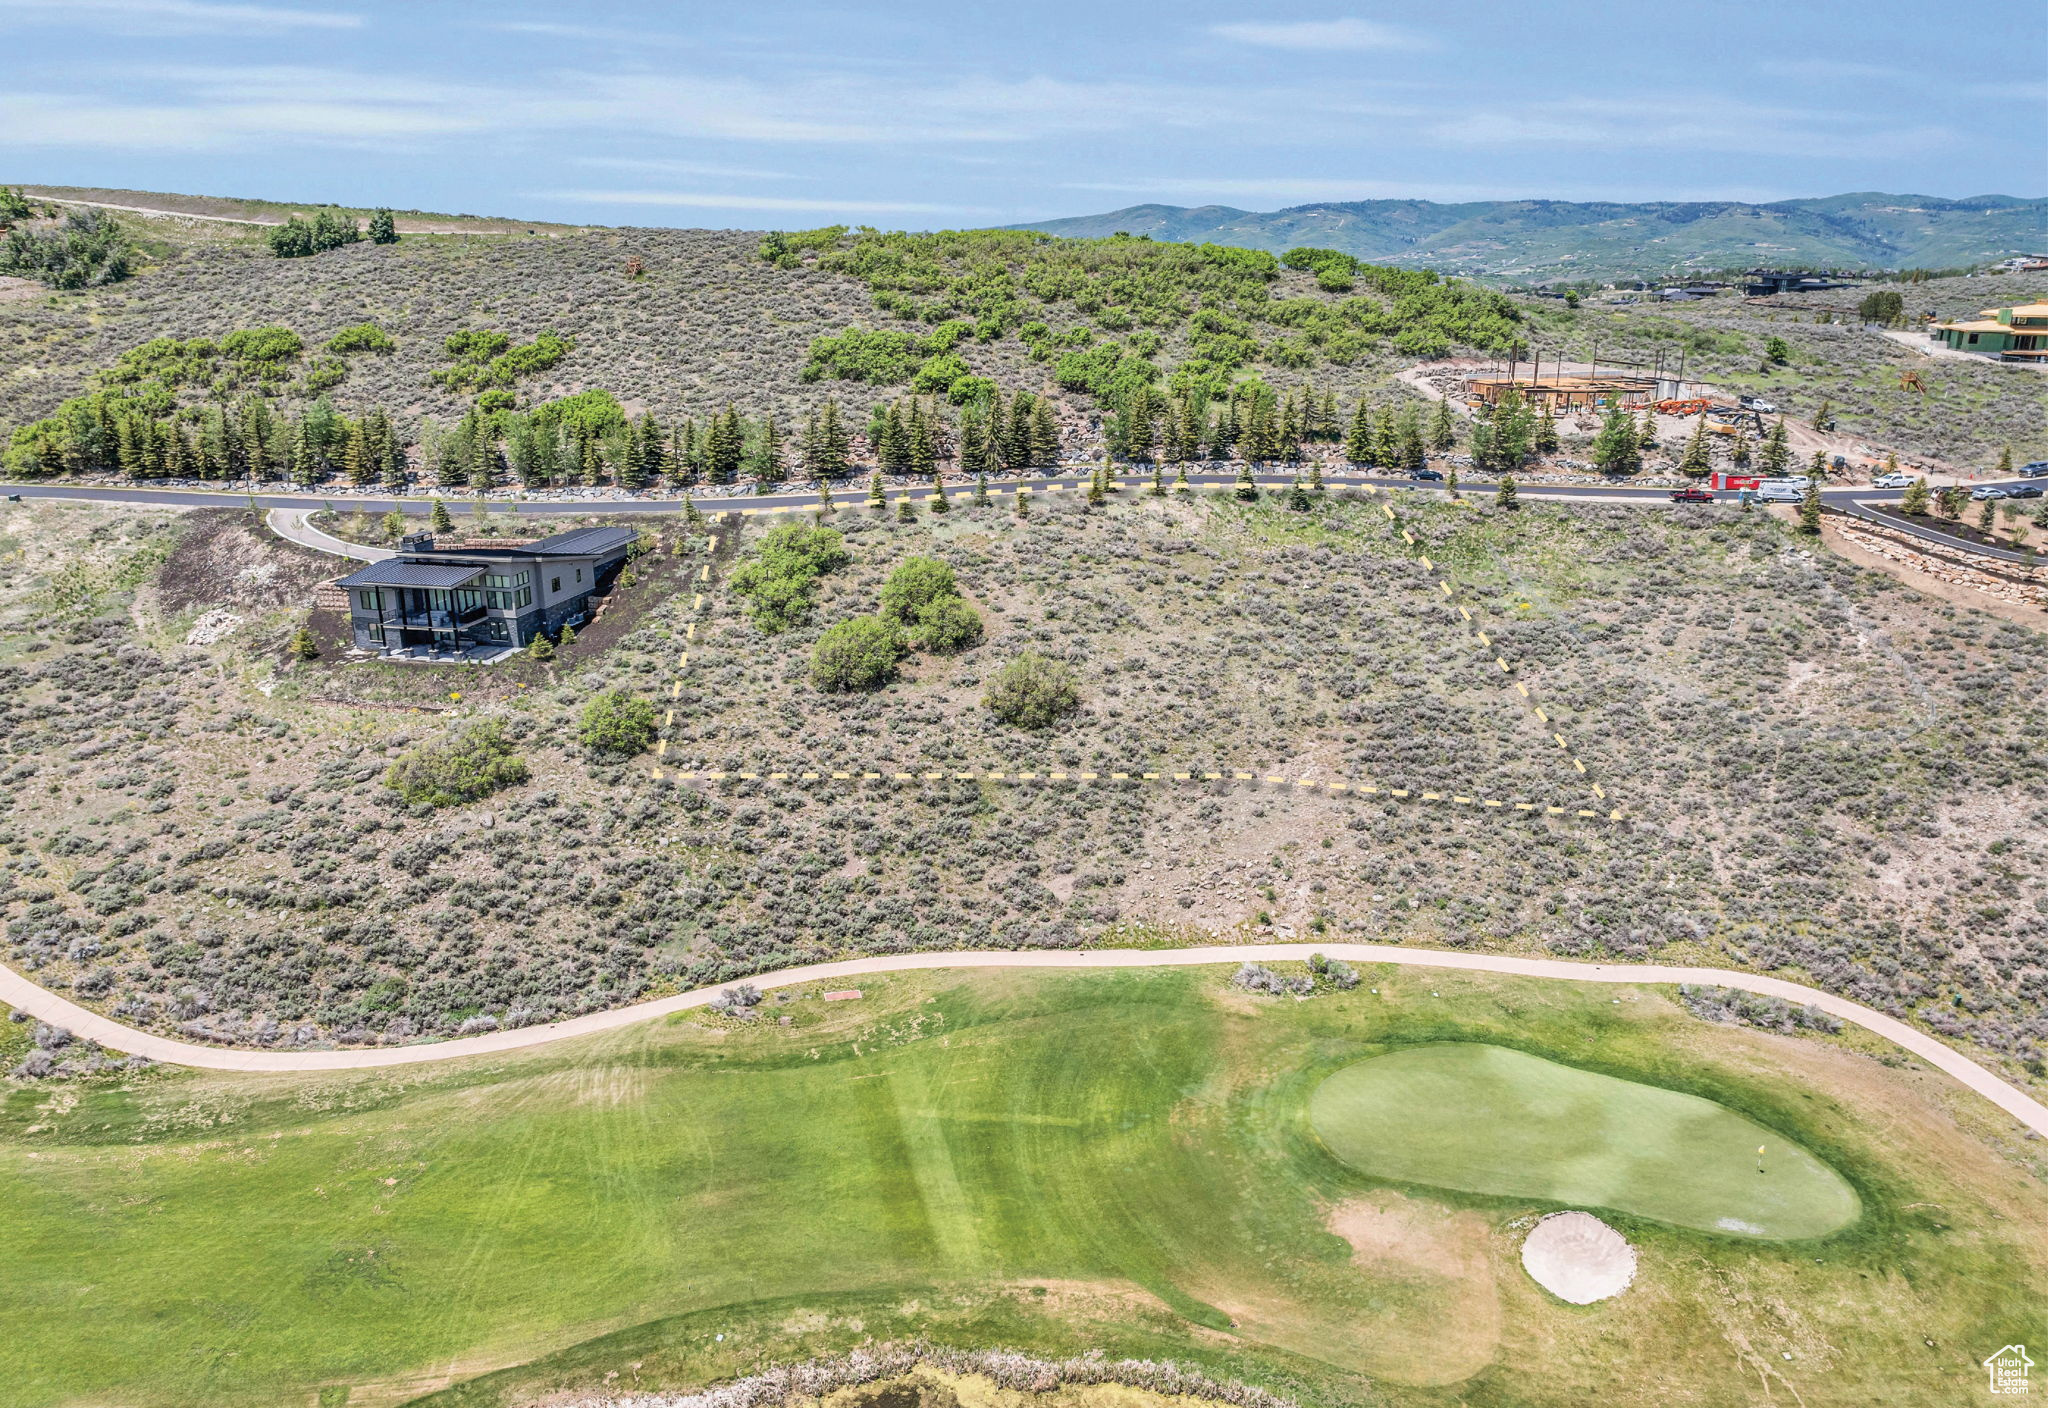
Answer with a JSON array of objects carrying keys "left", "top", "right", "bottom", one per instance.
[
  {"left": 3, "top": 963, "right": 2042, "bottom": 1408},
  {"left": 1309, "top": 1043, "right": 1861, "bottom": 1238}
]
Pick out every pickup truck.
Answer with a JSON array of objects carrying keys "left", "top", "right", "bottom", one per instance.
[
  {"left": 1669, "top": 486, "right": 1715, "bottom": 503},
  {"left": 1738, "top": 394, "right": 1779, "bottom": 414},
  {"left": 1872, "top": 472, "right": 1917, "bottom": 489}
]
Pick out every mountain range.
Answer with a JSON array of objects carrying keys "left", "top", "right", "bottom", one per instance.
[{"left": 1009, "top": 192, "right": 2048, "bottom": 283}]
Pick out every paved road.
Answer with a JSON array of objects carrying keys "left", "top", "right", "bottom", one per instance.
[{"left": 4, "top": 945, "right": 2042, "bottom": 1135}]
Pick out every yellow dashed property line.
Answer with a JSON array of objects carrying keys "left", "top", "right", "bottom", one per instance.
[{"left": 1387, "top": 499, "right": 1608, "bottom": 810}]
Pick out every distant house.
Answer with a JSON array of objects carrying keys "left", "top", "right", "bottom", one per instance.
[
  {"left": 1931, "top": 300, "right": 2048, "bottom": 362},
  {"left": 335, "top": 525, "right": 637, "bottom": 659},
  {"left": 1744, "top": 269, "right": 1860, "bottom": 296}
]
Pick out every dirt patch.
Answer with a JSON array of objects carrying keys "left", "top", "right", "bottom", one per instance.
[
  {"left": 0, "top": 275, "right": 43, "bottom": 305},
  {"left": 1322, "top": 1191, "right": 1502, "bottom": 1381},
  {"left": 150, "top": 508, "right": 336, "bottom": 617},
  {"left": 1520, "top": 1210, "right": 1637, "bottom": 1304}
]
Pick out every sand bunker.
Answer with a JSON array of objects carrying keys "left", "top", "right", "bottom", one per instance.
[{"left": 1520, "top": 1211, "right": 1636, "bottom": 1303}]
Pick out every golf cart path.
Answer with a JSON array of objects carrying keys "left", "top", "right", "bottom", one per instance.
[{"left": 5, "top": 945, "right": 2044, "bottom": 1135}]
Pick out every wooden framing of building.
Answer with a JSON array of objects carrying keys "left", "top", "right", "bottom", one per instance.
[{"left": 1463, "top": 374, "right": 1659, "bottom": 416}]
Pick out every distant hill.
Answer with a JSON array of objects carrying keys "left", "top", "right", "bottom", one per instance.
[
  {"left": 9, "top": 184, "right": 588, "bottom": 236},
  {"left": 1009, "top": 193, "right": 2048, "bottom": 282}
]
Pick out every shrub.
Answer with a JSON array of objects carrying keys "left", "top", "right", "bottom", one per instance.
[
  {"left": 728, "top": 523, "right": 849, "bottom": 633},
  {"left": 580, "top": 690, "right": 659, "bottom": 757},
  {"left": 1231, "top": 962, "right": 1311, "bottom": 996},
  {"left": 984, "top": 652, "right": 1082, "bottom": 729},
  {"left": 0, "top": 208, "right": 135, "bottom": 290},
  {"left": 879, "top": 556, "right": 958, "bottom": 625},
  {"left": 383, "top": 721, "right": 528, "bottom": 807},
  {"left": 810, "top": 616, "right": 904, "bottom": 692},
  {"left": 913, "top": 595, "right": 983, "bottom": 653},
  {"left": 325, "top": 322, "right": 396, "bottom": 355}
]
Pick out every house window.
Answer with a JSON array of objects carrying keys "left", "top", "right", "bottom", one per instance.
[
  {"left": 482, "top": 571, "right": 532, "bottom": 589},
  {"left": 576, "top": 568, "right": 584, "bottom": 583},
  {"left": 356, "top": 589, "right": 382, "bottom": 612},
  {"left": 1968, "top": 333, "right": 1979, "bottom": 344},
  {"left": 551, "top": 576, "right": 562, "bottom": 593},
  {"left": 366, "top": 624, "right": 385, "bottom": 644}
]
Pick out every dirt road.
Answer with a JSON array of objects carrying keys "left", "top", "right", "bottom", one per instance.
[{"left": 4, "top": 945, "right": 2043, "bottom": 1135}]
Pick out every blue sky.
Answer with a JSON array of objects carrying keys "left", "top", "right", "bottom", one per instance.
[{"left": 2, "top": 0, "right": 2042, "bottom": 228}]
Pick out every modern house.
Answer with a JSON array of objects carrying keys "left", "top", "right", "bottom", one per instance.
[
  {"left": 1930, "top": 300, "right": 2048, "bottom": 362},
  {"left": 1743, "top": 269, "right": 1860, "bottom": 297},
  {"left": 336, "top": 525, "right": 638, "bottom": 659}
]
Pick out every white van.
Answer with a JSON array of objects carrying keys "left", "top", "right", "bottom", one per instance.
[{"left": 1752, "top": 482, "right": 1806, "bottom": 504}]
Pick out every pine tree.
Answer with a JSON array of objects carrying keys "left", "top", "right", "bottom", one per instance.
[
  {"left": 895, "top": 494, "right": 917, "bottom": 522},
  {"left": 876, "top": 402, "right": 908, "bottom": 472},
  {"left": 957, "top": 403, "right": 989, "bottom": 478},
  {"left": 289, "top": 625, "right": 318, "bottom": 661},
  {"left": 1427, "top": 398, "right": 1457, "bottom": 454},
  {"left": 1395, "top": 407, "right": 1424, "bottom": 472},
  {"left": 1029, "top": 397, "right": 1060, "bottom": 469},
  {"left": 1730, "top": 427, "right": 1752, "bottom": 469},
  {"left": 429, "top": 497, "right": 453, "bottom": 533},
  {"left": 1375, "top": 404, "right": 1399, "bottom": 467},
  {"left": 868, "top": 470, "right": 887, "bottom": 510},
  {"left": 1496, "top": 474, "right": 1519, "bottom": 509},
  {"left": 1759, "top": 418, "right": 1791, "bottom": 476},
  {"left": 1798, "top": 482, "right": 1822, "bottom": 535},
  {"left": 1308, "top": 460, "right": 1324, "bottom": 493},
  {"left": 1014, "top": 485, "right": 1030, "bottom": 516},
  {"left": 1592, "top": 406, "right": 1642, "bottom": 476},
  {"left": 1532, "top": 409, "right": 1558, "bottom": 456},
  {"left": 1234, "top": 463, "right": 1257, "bottom": 500},
  {"left": 1995, "top": 445, "right": 2013, "bottom": 475},
  {"left": 290, "top": 418, "right": 319, "bottom": 487},
  {"left": 908, "top": 406, "right": 936, "bottom": 478},
  {"left": 930, "top": 476, "right": 950, "bottom": 514},
  {"left": 1680, "top": 415, "right": 1712, "bottom": 478},
  {"left": 1344, "top": 401, "right": 1373, "bottom": 464},
  {"left": 1636, "top": 409, "right": 1657, "bottom": 450},
  {"left": 1151, "top": 463, "right": 1166, "bottom": 496},
  {"left": 706, "top": 406, "right": 744, "bottom": 483},
  {"left": 974, "top": 472, "right": 989, "bottom": 506},
  {"left": 1173, "top": 466, "right": 1191, "bottom": 494},
  {"left": 1900, "top": 478, "right": 1931, "bottom": 515},
  {"left": 367, "top": 209, "right": 398, "bottom": 244}
]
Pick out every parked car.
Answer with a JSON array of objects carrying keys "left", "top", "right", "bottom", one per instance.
[
  {"left": 2004, "top": 483, "right": 2045, "bottom": 499},
  {"left": 2017, "top": 461, "right": 2048, "bottom": 478},
  {"left": 1739, "top": 394, "right": 1778, "bottom": 413},
  {"left": 1669, "top": 486, "right": 1715, "bottom": 503},
  {"left": 1872, "top": 473, "right": 1917, "bottom": 489},
  {"left": 1970, "top": 486, "right": 2008, "bottom": 501},
  {"left": 1409, "top": 468, "right": 1445, "bottom": 482},
  {"left": 1750, "top": 483, "right": 1806, "bottom": 504}
]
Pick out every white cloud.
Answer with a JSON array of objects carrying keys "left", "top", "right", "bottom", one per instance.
[
  {"left": 575, "top": 157, "right": 796, "bottom": 181},
  {"left": 0, "top": 0, "right": 359, "bottom": 32},
  {"left": 532, "top": 189, "right": 991, "bottom": 216},
  {"left": 1427, "top": 96, "right": 1955, "bottom": 161},
  {"left": 1208, "top": 18, "right": 1432, "bottom": 52}
]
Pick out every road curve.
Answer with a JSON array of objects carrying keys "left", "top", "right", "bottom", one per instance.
[
  {"left": 266, "top": 507, "right": 392, "bottom": 562},
  {"left": 4, "top": 945, "right": 2043, "bottom": 1135}
]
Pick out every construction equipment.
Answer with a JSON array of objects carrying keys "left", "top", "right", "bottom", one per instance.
[
  {"left": 1655, "top": 398, "right": 1713, "bottom": 416},
  {"left": 1703, "top": 405, "right": 1764, "bottom": 437}
]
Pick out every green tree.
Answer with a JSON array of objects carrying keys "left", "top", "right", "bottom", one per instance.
[
  {"left": 810, "top": 616, "right": 904, "bottom": 692},
  {"left": 429, "top": 496, "right": 453, "bottom": 533},
  {"left": 1763, "top": 335, "right": 1791, "bottom": 365},
  {"left": 984, "top": 652, "right": 1082, "bottom": 729},
  {"left": 1900, "top": 478, "right": 1932, "bottom": 515},
  {"left": 1496, "top": 475, "right": 1518, "bottom": 510},
  {"left": 1427, "top": 398, "right": 1457, "bottom": 454},
  {"left": 580, "top": 691, "right": 659, "bottom": 758},
  {"left": 288, "top": 625, "right": 319, "bottom": 661},
  {"left": 367, "top": 209, "right": 399, "bottom": 245},
  {"left": 383, "top": 721, "right": 528, "bottom": 807},
  {"left": 1759, "top": 418, "right": 1791, "bottom": 476},
  {"left": 1995, "top": 445, "right": 2013, "bottom": 476},
  {"left": 1590, "top": 406, "right": 1641, "bottom": 475},
  {"left": 1344, "top": 401, "right": 1373, "bottom": 464},
  {"left": 1679, "top": 416, "right": 1712, "bottom": 478},
  {"left": 1798, "top": 482, "right": 1822, "bottom": 535}
]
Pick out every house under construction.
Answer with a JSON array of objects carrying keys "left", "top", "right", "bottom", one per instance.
[{"left": 1464, "top": 373, "right": 1660, "bottom": 416}]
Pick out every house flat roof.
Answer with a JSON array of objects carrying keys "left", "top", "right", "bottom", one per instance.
[
  {"left": 1940, "top": 319, "right": 2023, "bottom": 333},
  {"left": 334, "top": 560, "right": 487, "bottom": 589}
]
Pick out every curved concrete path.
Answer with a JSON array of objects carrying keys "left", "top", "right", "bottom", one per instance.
[
  {"left": 4, "top": 945, "right": 2044, "bottom": 1135},
  {"left": 266, "top": 507, "right": 391, "bottom": 562}
]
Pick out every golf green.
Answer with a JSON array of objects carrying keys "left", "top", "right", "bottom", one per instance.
[{"left": 1308, "top": 1042, "right": 1859, "bottom": 1238}]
